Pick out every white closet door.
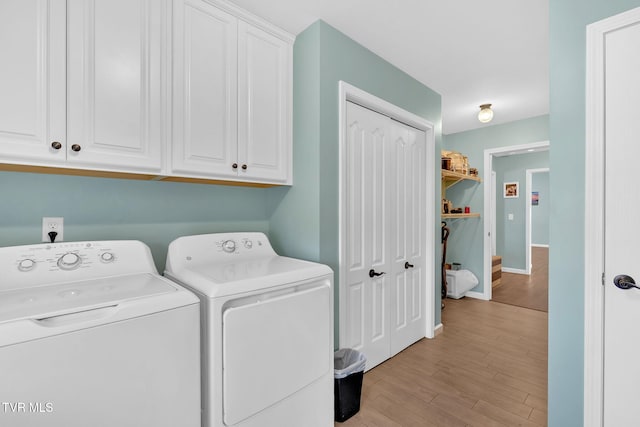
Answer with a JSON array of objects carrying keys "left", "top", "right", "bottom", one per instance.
[
  {"left": 0, "top": 0, "right": 66, "bottom": 164},
  {"left": 388, "top": 120, "right": 427, "bottom": 356},
  {"left": 344, "top": 101, "right": 392, "bottom": 370},
  {"left": 67, "top": 0, "right": 165, "bottom": 173},
  {"left": 344, "top": 101, "right": 428, "bottom": 370}
]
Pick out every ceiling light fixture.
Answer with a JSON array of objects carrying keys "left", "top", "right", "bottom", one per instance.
[{"left": 478, "top": 103, "right": 494, "bottom": 123}]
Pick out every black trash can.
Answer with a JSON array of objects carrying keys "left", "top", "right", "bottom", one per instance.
[{"left": 334, "top": 348, "right": 367, "bottom": 422}]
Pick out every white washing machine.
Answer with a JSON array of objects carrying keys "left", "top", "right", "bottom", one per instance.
[
  {"left": 0, "top": 240, "right": 201, "bottom": 427},
  {"left": 164, "top": 232, "right": 334, "bottom": 427}
]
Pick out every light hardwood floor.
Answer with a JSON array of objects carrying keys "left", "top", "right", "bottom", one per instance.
[
  {"left": 337, "top": 298, "right": 548, "bottom": 426},
  {"left": 492, "top": 247, "right": 549, "bottom": 312}
]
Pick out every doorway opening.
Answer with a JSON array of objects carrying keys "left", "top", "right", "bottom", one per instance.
[{"left": 482, "top": 141, "right": 550, "bottom": 302}]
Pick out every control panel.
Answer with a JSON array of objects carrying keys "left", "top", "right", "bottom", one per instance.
[
  {"left": 0, "top": 241, "right": 156, "bottom": 291},
  {"left": 214, "top": 235, "right": 266, "bottom": 255},
  {"left": 166, "top": 233, "right": 276, "bottom": 272}
]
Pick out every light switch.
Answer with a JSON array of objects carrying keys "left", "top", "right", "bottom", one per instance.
[{"left": 508, "top": 213, "right": 514, "bottom": 221}]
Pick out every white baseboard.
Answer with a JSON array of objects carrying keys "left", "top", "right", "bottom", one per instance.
[
  {"left": 502, "top": 267, "right": 529, "bottom": 275},
  {"left": 531, "top": 243, "right": 549, "bottom": 248},
  {"left": 434, "top": 323, "right": 444, "bottom": 336},
  {"left": 464, "top": 290, "right": 490, "bottom": 300}
]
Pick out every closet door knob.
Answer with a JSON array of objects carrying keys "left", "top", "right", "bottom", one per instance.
[
  {"left": 232, "top": 163, "right": 238, "bottom": 169},
  {"left": 51, "top": 141, "right": 62, "bottom": 150},
  {"left": 71, "top": 144, "right": 81, "bottom": 152},
  {"left": 404, "top": 262, "right": 414, "bottom": 269},
  {"left": 241, "top": 164, "right": 247, "bottom": 170},
  {"left": 369, "top": 269, "right": 385, "bottom": 278}
]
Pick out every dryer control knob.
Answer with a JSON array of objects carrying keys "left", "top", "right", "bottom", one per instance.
[
  {"left": 18, "top": 259, "right": 36, "bottom": 272},
  {"left": 244, "top": 240, "right": 253, "bottom": 249},
  {"left": 58, "top": 252, "right": 81, "bottom": 270},
  {"left": 100, "top": 252, "right": 115, "bottom": 263},
  {"left": 222, "top": 240, "right": 236, "bottom": 253}
]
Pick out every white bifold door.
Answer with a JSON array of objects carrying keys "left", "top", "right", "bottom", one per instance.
[{"left": 343, "top": 101, "right": 427, "bottom": 370}]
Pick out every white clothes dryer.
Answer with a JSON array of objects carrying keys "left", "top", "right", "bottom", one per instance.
[
  {"left": 164, "top": 232, "right": 334, "bottom": 427},
  {"left": 0, "top": 240, "right": 201, "bottom": 427}
]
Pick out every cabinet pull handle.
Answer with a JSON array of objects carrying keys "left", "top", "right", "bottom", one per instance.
[
  {"left": 71, "top": 144, "right": 82, "bottom": 152},
  {"left": 232, "top": 163, "right": 238, "bottom": 169},
  {"left": 51, "top": 141, "right": 62, "bottom": 150},
  {"left": 242, "top": 164, "right": 247, "bottom": 170},
  {"left": 405, "top": 262, "right": 414, "bottom": 269}
]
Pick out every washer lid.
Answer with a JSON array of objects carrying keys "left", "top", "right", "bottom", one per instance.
[
  {"left": 166, "top": 255, "right": 333, "bottom": 298},
  {"left": 0, "top": 273, "right": 178, "bottom": 325}
]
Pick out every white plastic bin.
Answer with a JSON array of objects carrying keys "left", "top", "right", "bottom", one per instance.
[{"left": 446, "top": 269, "right": 479, "bottom": 299}]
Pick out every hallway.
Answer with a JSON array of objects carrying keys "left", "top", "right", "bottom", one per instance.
[
  {"left": 338, "top": 298, "right": 548, "bottom": 426},
  {"left": 492, "top": 247, "right": 549, "bottom": 312}
]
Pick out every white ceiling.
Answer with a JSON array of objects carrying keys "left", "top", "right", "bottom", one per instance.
[{"left": 228, "top": 0, "right": 549, "bottom": 135}]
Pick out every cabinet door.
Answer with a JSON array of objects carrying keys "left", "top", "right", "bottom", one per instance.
[
  {"left": 172, "top": 0, "right": 238, "bottom": 178},
  {"left": 237, "top": 21, "right": 291, "bottom": 184},
  {"left": 66, "top": 0, "right": 165, "bottom": 173},
  {"left": 0, "top": 0, "right": 66, "bottom": 165}
]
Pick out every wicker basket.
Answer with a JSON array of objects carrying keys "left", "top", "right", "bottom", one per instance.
[{"left": 441, "top": 150, "right": 468, "bottom": 174}]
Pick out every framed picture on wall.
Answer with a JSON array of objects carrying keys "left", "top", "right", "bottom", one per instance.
[
  {"left": 504, "top": 182, "right": 519, "bottom": 198},
  {"left": 532, "top": 191, "right": 539, "bottom": 205}
]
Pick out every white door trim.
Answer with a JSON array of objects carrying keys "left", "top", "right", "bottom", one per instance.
[
  {"left": 337, "top": 81, "right": 436, "bottom": 344},
  {"left": 583, "top": 7, "right": 640, "bottom": 426},
  {"left": 482, "top": 141, "right": 549, "bottom": 301},
  {"left": 526, "top": 168, "right": 549, "bottom": 274}
]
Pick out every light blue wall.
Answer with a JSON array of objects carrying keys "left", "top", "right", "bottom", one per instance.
[
  {"left": 532, "top": 172, "right": 549, "bottom": 246},
  {"left": 549, "top": 1, "right": 640, "bottom": 425},
  {"left": 269, "top": 20, "right": 443, "bottom": 336},
  {"left": 494, "top": 152, "right": 549, "bottom": 270},
  {"left": 0, "top": 172, "right": 270, "bottom": 272},
  {"left": 442, "top": 115, "right": 549, "bottom": 293}
]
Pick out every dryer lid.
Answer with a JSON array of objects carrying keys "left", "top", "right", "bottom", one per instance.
[{"left": 165, "top": 255, "right": 332, "bottom": 298}]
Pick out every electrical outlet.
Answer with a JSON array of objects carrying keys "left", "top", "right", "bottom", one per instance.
[{"left": 42, "top": 217, "right": 64, "bottom": 242}]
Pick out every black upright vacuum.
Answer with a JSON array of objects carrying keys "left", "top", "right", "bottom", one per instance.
[{"left": 441, "top": 221, "right": 450, "bottom": 309}]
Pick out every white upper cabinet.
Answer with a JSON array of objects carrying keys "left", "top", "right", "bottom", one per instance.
[
  {"left": 0, "top": 0, "right": 166, "bottom": 173},
  {"left": 66, "top": 0, "right": 166, "bottom": 173},
  {"left": 0, "top": 0, "right": 66, "bottom": 165},
  {"left": 0, "top": 0, "right": 292, "bottom": 184},
  {"left": 172, "top": 0, "right": 238, "bottom": 177},
  {"left": 172, "top": 0, "right": 293, "bottom": 185},
  {"left": 238, "top": 21, "right": 291, "bottom": 183}
]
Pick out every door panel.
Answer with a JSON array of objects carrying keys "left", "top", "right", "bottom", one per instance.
[
  {"left": 345, "top": 102, "right": 390, "bottom": 370},
  {"left": 67, "top": 0, "right": 164, "bottom": 172},
  {"left": 0, "top": 0, "right": 65, "bottom": 163},
  {"left": 389, "top": 120, "right": 426, "bottom": 355},
  {"left": 603, "top": 20, "right": 640, "bottom": 426},
  {"left": 172, "top": 0, "right": 237, "bottom": 177},
  {"left": 344, "top": 102, "right": 426, "bottom": 370},
  {"left": 238, "top": 21, "right": 290, "bottom": 182}
]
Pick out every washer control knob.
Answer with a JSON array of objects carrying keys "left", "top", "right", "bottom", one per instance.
[
  {"left": 58, "top": 252, "right": 81, "bottom": 270},
  {"left": 100, "top": 252, "right": 115, "bottom": 263},
  {"left": 222, "top": 240, "right": 236, "bottom": 253},
  {"left": 244, "top": 240, "right": 253, "bottom": 249},
  {"left": 18, "top": 259, "right": 36, "bottom": 272}
]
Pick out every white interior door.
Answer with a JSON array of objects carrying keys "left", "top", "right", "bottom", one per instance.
[
  {"left": 388, "top": 119, "right": 426, "bottom": 356},
  {"left": 343, "top": 101, "right": 426, "bottom": 370},
  {"left": 603, "top": 17, "right": 640, "bottom": 426},
  {"left": 344, "top": 101, "right": 391, "bottom": 370}
]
